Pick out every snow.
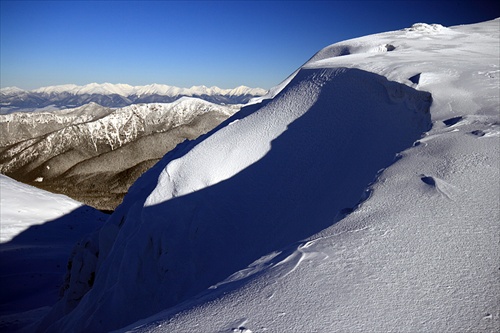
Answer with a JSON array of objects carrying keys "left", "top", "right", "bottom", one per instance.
[
  {"left": 0, "top": 175, "right": 107, "bottom": 331},
  {"left": 0, "top": 87, "right": 26, "bottom": 95},
  {"left": 0, "top": 102, "right": 114, "bottom": 147},
  {"left": 0, "top": 175, "right": 85, "bottom": 242},
  {"left": 2, "top": 83, "right": 267, "bottom": 115},
  {"left": 2, "top": 19, "right": 499, "bottom": 333},
  {"left": 120, "top": 18, "right": 499, "bottom": 332},
  {"left": 31, "top": 84, "right": 79, "bottom": 95},
  {"left": 145, "top": 68, "right": 431, "bottom": 207},
  {"left": 27, "top": 83, "right": 267, "bottom": 98}
]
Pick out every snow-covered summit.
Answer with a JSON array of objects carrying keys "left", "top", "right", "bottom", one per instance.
[
  {"left": 26, "top": 82, "right": 266, "bottom": 98},
  {"left": 404, "top": 22, "right": 445, "bottom": 32},
  {"left": 0, "top": 86, "right": 26, "bottom": 95},
  {"left": 0, "top": 97, "right": 241, "bottom": 210}
]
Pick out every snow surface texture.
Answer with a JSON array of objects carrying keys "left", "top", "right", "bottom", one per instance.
[
  {"left": 0, "top": 175, "right": 107, "bottom": 331},
  {"left": 0, "top": 84, "right": 267, "bottom": 114},
  {"left": 7, "top": 19, "right": 500, "bottom": 332}
]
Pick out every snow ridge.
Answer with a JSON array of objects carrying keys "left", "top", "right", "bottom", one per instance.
[{"left": 37, "top": 65, "right": 432, "bottom": 333}]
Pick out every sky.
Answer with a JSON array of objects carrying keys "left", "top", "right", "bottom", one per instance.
[{"left": 1, "top": 1, "right": 499, "bottom": 90}]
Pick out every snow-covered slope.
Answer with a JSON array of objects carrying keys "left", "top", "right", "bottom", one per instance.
[
  {"left": 0, "top": 84, "right": 267, "bottom": 114},
  {"left": 0, "top": 175, "right": 107, "bottom": 331},
  {"left": 0, "top": 175, "right": 99, "bottom": 243},
  {"left": 125, "top": 20, "right": 498, "bottom": 333},
  {"left": 10, "top": 19, "right": 500, "bottom": 332}
]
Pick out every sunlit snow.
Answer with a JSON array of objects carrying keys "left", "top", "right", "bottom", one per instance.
[{"left": 0, "top": 175, "right": 83, "bottom": 242}]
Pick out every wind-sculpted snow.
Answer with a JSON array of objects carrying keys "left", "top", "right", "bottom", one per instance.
[
  {"left": 36, "top": 66, "right": 432, "bottom": 332},
  {"left": 119, "top": 19, "right": 498, "bottom": 333}
]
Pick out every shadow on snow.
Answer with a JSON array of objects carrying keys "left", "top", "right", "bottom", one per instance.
[{"left": 37, "top": 68, "right": 433, "bottom": 332}]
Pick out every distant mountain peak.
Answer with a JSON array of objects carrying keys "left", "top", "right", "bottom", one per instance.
[
  {"left": 0, "top": 86, "right": 26, "bottom": 95},
  {"left": 21, "top": 83, "right": 267, "bottom": 97},
  {"left": 1, "top": 83, "right": 268, "bottom": 114}
]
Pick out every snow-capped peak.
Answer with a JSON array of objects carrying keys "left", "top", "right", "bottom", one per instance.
[
  {"left": 404, "top": 22, "right": 445, "bottom": 32},
  {"left": 1, "top": 83, "right": 268, "bottom": 113},
  {"left": 26, "top": 83, "right": 266, "bottom": 98},
  {"left": 0, "top": 86, "right": 27, "bottom": 95},
  {"left": 32, "top": 84, "right": 80, "bottom": 94},
  {"left": 74, "top": 82, "right": 135, "bottom": 96}
]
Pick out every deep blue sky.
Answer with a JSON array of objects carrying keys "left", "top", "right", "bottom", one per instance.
[{"left": 1, "top": 1, "right": 498, "bottom": 90}]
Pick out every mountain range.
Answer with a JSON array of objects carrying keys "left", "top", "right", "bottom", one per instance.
[
  {"left": 0, "top": 83, "right": 267, "bottom": 114},
  {"left": 0, "top": 83, "right": 266, "bottom": 210},
  {"left": 0, "top": 98, "right": 242, "bottom": 210}
]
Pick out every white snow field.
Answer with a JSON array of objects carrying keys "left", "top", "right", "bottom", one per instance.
[
  {"left": 0, "top": 175, "right": 107, "bottom": 331},
  {"left": 2, "top": 19, "right": 499, "bottom": 332},
  {"left": 0, "top": 175, "right": 105, "bottom": 243}
]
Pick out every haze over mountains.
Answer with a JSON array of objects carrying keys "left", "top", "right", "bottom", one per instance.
[{"left": 0, "top": 83, "right": 267, "bottom": 114}]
